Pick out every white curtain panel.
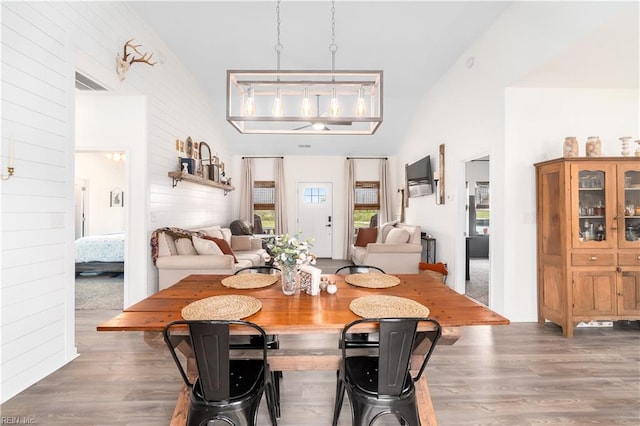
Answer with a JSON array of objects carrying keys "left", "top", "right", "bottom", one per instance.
[
  {"left": 274, "top": 157, "right": 288, "bottom": 235},
  {"left": 343, "top": 159, "right": 355, "bottom": 259},
  {"left": 379, "top": 158, "right": 394, "bottom": 224},
  {"left": 239, "top": 157, "right": 254, "bottom": 221}
]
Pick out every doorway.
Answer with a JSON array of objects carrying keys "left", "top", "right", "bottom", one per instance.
[
  {"left": 464, "top": 156, "right": 490, "bottom": 305},
  {"left": 297, "top": 182, "right": 333, "bottom": 258}
]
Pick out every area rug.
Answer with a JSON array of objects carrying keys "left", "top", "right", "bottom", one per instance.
[
  {"left": 466, "top": 258, "right": 489, "bottom": 306},
  {"left": 75, "top": 273, "right": 123, "bottom": 310}
]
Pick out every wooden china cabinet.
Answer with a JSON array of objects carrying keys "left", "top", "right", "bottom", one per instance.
[{"left": 535, "top": 157, "right": 640, "bottom": 337}]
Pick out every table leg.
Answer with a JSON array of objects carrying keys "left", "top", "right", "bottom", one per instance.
[
  {"left": 415, "top": 373, "right": 437, "bottom": 425},
  {"left": 170, "top": 384, "right": 190, "bottom": 426}
]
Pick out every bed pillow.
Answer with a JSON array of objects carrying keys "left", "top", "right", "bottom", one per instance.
[
  {"left": 192, "top": 236, "right": 224, "bottom": 255},
  {"left": 203, "top": 236, "right": 238, "bottom": 263},
  {"left": 175, "top": 238, "right": 197, "bottom": 255},
  {"left": 354, "top": 227, "right": 378, "bottom": 247},
  {"left": 384, "top": 228, "right": 410, "bottom": 244}
]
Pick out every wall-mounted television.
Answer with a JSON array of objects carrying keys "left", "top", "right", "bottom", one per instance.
[{"left": 407, "top": 155, "right": 433, "bottom": 198}]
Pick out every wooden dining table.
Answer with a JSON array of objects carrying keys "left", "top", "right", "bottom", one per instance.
[{"left": 98, "top": 273, "right": 509, "bottom": 425}]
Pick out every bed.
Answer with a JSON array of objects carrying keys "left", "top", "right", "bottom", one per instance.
[{"left": 75, "top": 233, "right": 125, "bottom": 275}]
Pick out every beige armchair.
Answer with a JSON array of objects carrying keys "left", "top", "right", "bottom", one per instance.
[{"left": 351, "top": 222, "right": 422, "bottom": 274}]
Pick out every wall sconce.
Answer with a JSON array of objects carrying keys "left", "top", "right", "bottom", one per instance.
[
  {"left": 2, "top": 139, "right": 15, "bottom": 181},
  {"left": 116, "top": 39, "right": 157, "bottom": 82}
]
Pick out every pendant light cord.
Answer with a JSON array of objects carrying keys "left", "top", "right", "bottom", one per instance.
[
  {"left": 275, "top": 0, "right": 283, "bottom": 77},
  {"left": 329, "top": 0, "right": 338, "bottom": 76}
]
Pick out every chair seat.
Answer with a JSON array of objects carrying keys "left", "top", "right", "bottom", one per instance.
[{"left": 345, "top": 356, "right": 412, "bottom": 395}]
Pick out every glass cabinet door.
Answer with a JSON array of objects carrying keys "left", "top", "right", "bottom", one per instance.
[
  {"left": 620, "top": 165, "right": 640, "bottom": 248},
  {"left": 572, "top": 164, "right": 615, "bottom": 249}
]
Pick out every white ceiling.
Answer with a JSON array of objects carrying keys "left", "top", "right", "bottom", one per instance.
[{"left": 129, "top": 1, "right": 637, "bottom": 156}]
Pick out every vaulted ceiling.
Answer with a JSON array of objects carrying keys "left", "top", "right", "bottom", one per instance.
[{"left": 129, "top": 1, "right": 637, "bottom": 156}]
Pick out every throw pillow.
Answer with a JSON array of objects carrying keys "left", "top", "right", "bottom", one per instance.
[
  {"left": 377, "top": 220, "right": 399, "bottom": 243},
  {"left": 384, "top": 228, "right": 410, "bottom": 244},
  {"left": 354, "top": 227, "right": 378, "bottom": 247},
  {"left": 203, "top": 236, "right": 238, "bottom": 263},
  {"left": 192, "top": 236, "right": 224, "bottom": 255},
  {"left": 175, "top": 238, "right": 197, "bottom": 255},
  {"left": 220, "top": 228, "right": 232, "bottom": 244},
  {"left": 231, "top": 235, "right": 252, "bottom": 251}
]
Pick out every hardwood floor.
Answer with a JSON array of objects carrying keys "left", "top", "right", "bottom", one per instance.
[{"left": 1, "top": 310, "right": 638, "bottom": 425}]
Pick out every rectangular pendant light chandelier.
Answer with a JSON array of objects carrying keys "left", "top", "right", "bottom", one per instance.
[{"left": 226, "top": 1, "right": 383, "bottom": 135}]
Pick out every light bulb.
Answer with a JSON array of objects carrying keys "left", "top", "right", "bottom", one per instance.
[
  {"left": 355, "top": 87, "right": 367, "bottom": 117},
  {"left": 329, "top": 88, "right": 341, "bottom": 117},
  {"left": 244, "top": 86, "right": 256, "bottom": 116},
  {"left": 312, "top": 122, "right": 325, "bottom": 130},
  {"left": 300, "top": 88, "right": 313, "bottom": 117},
  {"left": 272, "top": 88, "right": 284, "bottom": 116}
]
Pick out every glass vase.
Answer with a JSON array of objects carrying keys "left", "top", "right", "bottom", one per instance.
[{"left": 280, "top": 264, "right": 297, "bottom": 295}]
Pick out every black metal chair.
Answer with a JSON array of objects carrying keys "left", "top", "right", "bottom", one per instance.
[
  {"left": 235, "top": 265, "right": 281, "bottom": 275},
  {"left": 332, "top": 317, "right": 442, "bottom": 426},
  {"left": 335, "top": 265, "right": 385, "bottom": 275},
  {"left": 233, "top": 265, "right": 282, "bottom": 416},
  {"left": 335, "top": 265, "right": 386, "bottom": 347},
  {"left": 163, "top": 319, "right": 279, "bottom": 426}
]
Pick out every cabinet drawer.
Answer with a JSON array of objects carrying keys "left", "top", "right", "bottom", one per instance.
[
  {"left": 571, "top": 253, "right": 615, "bottom": 266},
  {"left": 619, "top": 253, "right": 640, "bottom": 266}
]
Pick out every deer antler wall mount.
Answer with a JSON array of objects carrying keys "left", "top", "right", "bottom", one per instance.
[{"left": 116, "top": 38, "right": 157, "bottom": 81}]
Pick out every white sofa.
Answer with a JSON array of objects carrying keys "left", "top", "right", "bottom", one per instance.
[
  {"left": 154, "top": 225, "right": 266, "bottom": 290},
  {"left": 351, "top": 222, "right": 422, "bottom": 274}
]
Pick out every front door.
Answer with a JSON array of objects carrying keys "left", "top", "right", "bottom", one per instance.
[{"left": 297, "top": 182, "right": 332, "bottom": 258}]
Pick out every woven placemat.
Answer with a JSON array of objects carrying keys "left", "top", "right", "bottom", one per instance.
[
  {"left": 345, "top": 273, "right": 401, "bottom": 288},
  {"left": 350, "top": 295, "right": 430, "bottom": 318},
  {"left": 181, "top": 295, "right": 262, "bottom": 320},
  {"left": 221, "top": 274, "right": 278, "bottom": 289}
]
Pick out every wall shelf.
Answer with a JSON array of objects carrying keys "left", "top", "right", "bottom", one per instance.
[{"left": 168, "top": 171, "right": 235, "bottom": 195}]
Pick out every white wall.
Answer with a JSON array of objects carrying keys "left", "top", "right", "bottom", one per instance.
[
  {"left": 1, "top": 2, "right": 233, "bottom": 403},
  {"left": 397, "top": 1, "right": 638, "bottom": 321},
  {"left": 233, "top": 155, "right": 398, "bottom": 259},
  {"left": 75, "top": 152, "right": 126, "bottom": 235},
  {"left": 503, "top": 88, "right": 639, "bottom": 322}
]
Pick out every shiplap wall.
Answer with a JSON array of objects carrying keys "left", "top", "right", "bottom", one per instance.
[{"left": 1, "top": 2, "right": 232, "bottom": 403}]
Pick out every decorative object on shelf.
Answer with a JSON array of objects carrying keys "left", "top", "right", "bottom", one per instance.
[
  {"left": 185, "top": 136, "right": 194, "bottom": 158},
  {"left": 585, "top": 136, "right": 601, "bottom": 157},
  {"left": 226, "top": 0, "right": 382, "bottom": 135},
  {"left": 110, "top": 187, "right": 124, "bottom": 208},
  {"left": 179, "top": 157, "right": 195, "bottom": 175},
  {"left": 199, "top": 141, "right": 213, "bottom": 180},
  {"left": 116, "top": 38, "right": 157, "bottom": 82},
  {"left": 267, "top": 232, "right": 316, "bottom": 295},
  {"left": 619, "top": 136, "right": 632, "bottom": 157},
  {"left": 635, "top": 140, "right": 640, "bottom": 157},
  {"left": 1, "top": 137, "right": 15, "bottom": 181},
  {"left": 563, "top": 136, "right": 579, "bottom": 157}
]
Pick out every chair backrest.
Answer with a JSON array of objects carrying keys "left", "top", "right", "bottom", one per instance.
[
  {"left": 234, "top": 265, "right": 281, "bottom": 275},
  {"left": 341, "top": 317, "right": 441, "bottom": 396},
  {"left": 163, "top": 319, "right": 268, "bottom": 402},
  {"left": 335, "top": 265, "right": 385, "bottom": 275}
]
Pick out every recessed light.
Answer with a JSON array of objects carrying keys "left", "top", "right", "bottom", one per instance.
[{"left": 298, "top": 144, "right": 311, "bottom": 148}]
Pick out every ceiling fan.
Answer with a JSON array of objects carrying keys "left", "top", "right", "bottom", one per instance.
[{"left": 294, "top": 94, "right": 352, "bottom": 131}]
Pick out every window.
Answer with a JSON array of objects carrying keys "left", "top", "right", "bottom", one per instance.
[
  {"left": 354, "top": 181, "right": 380, "bottom": 231},
  {"left": 303, "top": 187, "right": 326, "bottom": 204},
  {"left": 254, "top": 181, "right": 275, "bottom": 234}
]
